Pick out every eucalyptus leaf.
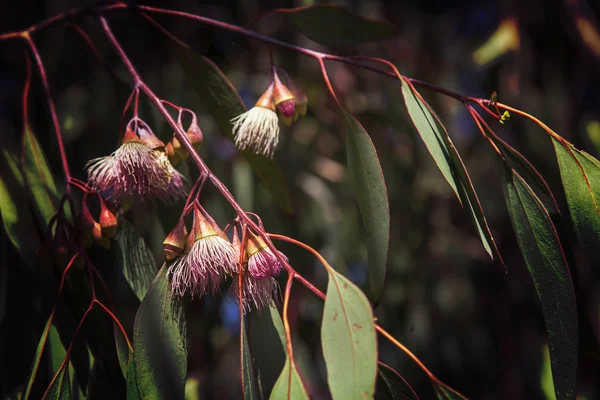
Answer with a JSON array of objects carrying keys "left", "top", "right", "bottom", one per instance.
[
  {"left": 133, "top": 265, "right": 187, "bottom": 400},
  {"left": 285, "top": 5, "right": 397, "bottom": 47},
  {"left": 502, "top": 164, "right": 577, "bottom": 400},
  {"left": 344, "top": 113, "right": 390, "bottom": 304},
  {"left": 401, "top": 82, "right": 503, "bottom": 267},
  {"left": 321, "top": 268, "right": 377, "bottom": 400}
]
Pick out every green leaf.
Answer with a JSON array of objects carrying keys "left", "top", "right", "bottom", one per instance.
[
  {"left": 133, "top": 264, "right": 187, "bottom": 400},
  {"left": 175, "top": 45, "right": 293, "bottom": 213},
  {"left": 24, "top": 315, "right": 54, "bottom": 400},
  {"left": 127, "top": 355, "right": 140, "bottom": 400},
  {"left": 270, "top": 358, "right": 310, "bottom": 400},
  {"left": 433, "top": 382, "right": 468, "bottom": 400},
  {"left": 344, "top": 113, "right": 390, "bottom": 303},
  {"left": 0, "top": 149, "right": 40, "bottom": 266},
  {"left": 22, "top": 125, "right": 59, "bottom": 225},
  {"left": 285, "top": 5, "right": 397, "bottom": 47},
  {"left": 241, "top": 321, "right": 261, "bottom": 400},
  {"left": 321, "top": 268, "right": 377, "bottom": 400},
  {"left": 44, "top": 364, "right": 71, "bottom": 400},
  {"left": 376, "top": 363, "right": 419, "bottom": 400},
  {"left": 249, "top": 305, "right": 286, "bottom": 397},
  {"left": 401, "top": 82, "right": 503, "bottom": 267},
  {"left": 502, "top": 165, "right": 578, "bottom": 400},
  {"left": 553, "top": 139, "right": 600, "bottom": 272},
  {"left": 490, "top": 135, "right": 559, "bottom": 215},
  {"left": 116, "top": 217, "right": 158, "bottom": 301}
]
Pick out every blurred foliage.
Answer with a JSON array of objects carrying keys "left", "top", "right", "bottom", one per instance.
[{"left": 2, "top": 0, "right": 600, "bottom": 399}]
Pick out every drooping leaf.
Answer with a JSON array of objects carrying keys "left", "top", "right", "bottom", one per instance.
[
  {"left": 401, "top": 82, "right": 504, "bottom": 267},
  {"left": 22, "top": 125, "right": 59, "bottom": 225},
  {"left": 249, "top": 305, "right": 286, "bottom": 397},
  {"left": 321, "top": 268, "right": 377, "bottom": 400},
  {"left": 344, "top": 113, "right": 390, "bottom": 303},
  {"left": 553, "top": 139, "right": 600, "bottom": 273},
  {"left": 241, "top": 320, "right": 261, "bottom": 400},
  {"left": 376, "top": 362, "right": 420, "bottom": 400},
  {"left": 116, "top": 217, "right": 158, "bottom": 301},
  {"left": 502, "top": 164, "right": 577, "bottom": 400},
  {"left": 133, "top": 264, "right": 187, "bottom": 400},
  {"left": 270, "top": 358, "right": 310, "bottom": 400},
  {"left": 283, "top": 5, "right": 397, "bottom": 47},
  {"left": 0, "top": 149, "right": 40, "bottom": 266},
  {"left": 43, "top": 364, "right": 71, "bottom": 400},
  {"left": 175, "top": 45, "right": 293, "bottom": 213}
]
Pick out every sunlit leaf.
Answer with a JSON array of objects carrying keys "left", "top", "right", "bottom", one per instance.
[
  {"left": 321, "top": 268, "right": 377, "bottom": 399},
  {"left": 344, "top": 113, "right": 390, "bottom": 303},
  {"left": 270, "top": 358, "right": 309, "bottom": 400},
  {"left": 553, "top": 139, "right": 600, "bottom": 273},
  {"left": 401, "top": 82, "right": 504, "bottom": 267},
  {"left": 22, "top": 125, "right": 59, "bottom": 225},
  {"left": 175, "top": 45, "right": 293, "bottom": 213},
  {"left": 116, "top": 217, "right": 158, "bottom": 301},
  {"left": 249, "top": 305, "right": 286, "bottom": 397},
  {"left": 133, "top": 264, "right": 187, "bottom": 400},
  {"left": 502, "top": 164, "right": 577, "bottom": 400},
  {"left": 241, "top": 321, "right": 260, "bottom": 399},
  {"left": 0, "top": 149, "right": 40, "bottom": 266},
  {"left": 376, "top": 362, "right": 420, "bottom": 400},
  {"left": 284, "top": 5, "right": 397, "bottom": 47},
  {"left": 472, "top": 18, "right": 520, "bottom": 66}
]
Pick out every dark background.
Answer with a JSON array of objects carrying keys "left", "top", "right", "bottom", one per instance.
[{"left": 1, "top": 0, "right": 600, "bottom": 399}]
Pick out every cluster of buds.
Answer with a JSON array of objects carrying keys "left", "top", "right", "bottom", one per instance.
[
  {"left": 164, "top": 207, "right": 287, "bottom": 311},
  {"left": 78, "top": 193, "right": 118, "bottom": 249},
  {"left": 231, "top": 68, "right": 307, "bottom": 159},
  {"left": 86, "top": 118, "right": 186, "bottom": 205},
  {"left": 166, "top": 109, "right": 203, "bottom": 166}
]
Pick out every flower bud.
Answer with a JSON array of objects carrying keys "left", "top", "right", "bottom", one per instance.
[
  {"left": 78, "top": 202, "right": 96, "bottom": 238},
  {"left": 166, "top": 141, "right": 181, "bottom": 166},
  {"left": 99, "top": 199, "right": 118, "bottom": 239},
  {"left": 288, "top": 80, "right": 308, "bottom": 121},
  {"left": 245, "top": 231, "right": 269, "bottom": 257},
  {"left": 92, "top": 222, "right": 110, "bottom": 249},
  {"left": 255, "top": 83, "right": 276, "bottom": 110},
  {"left": 187, "top": 120, "right": 203, "bottom": 149},
  {"left": 192, "top": 207, "right": 218, "bottom": 241},
  {"left": 273, "top": 74, "right": 295, "bottom": 126},
  {"left": 171, "top": 129, "right": 189, "bottom": 160},
  {"left": 121, "top": 127, "right": 140, "bottom": 145},
  {"left": 163, "top": 219, "right": 187, "bottom": 261}
]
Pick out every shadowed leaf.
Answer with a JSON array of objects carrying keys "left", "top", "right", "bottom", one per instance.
[
  {"left": 321, "top": 268, "right": 377, "bottom": 400},
  {"left": 22, "top": 125, "right": 59, "bottom": 225},
  {"left": 242, "top": 321, "right": 261, "bottom": 399},
  {"left": 344, "top": 113, "right": 390, "bottom": 304},
  {"left": 433, "top": 382, "right": 468, "bottom": 400},
  {"left": 133, "top": 264, "right": 187, "bottom": 400},
  {"left": 376, "top": 362, "right": 420, "bottom": 400},
  {"left": 401, "top": 82, "right": 504, "bottom": 268},
  {"left": 43, "top": 364, "right": 71, "bottom": 400},
  {"left": 249, "top": 305, "right": 286, "bottom": 397},
  {"left": 0, "top": 149, "right": 40, "bottom": 266},
  {"left": 283, "top": 5, "right": 397, "bottom": 47},
  {"left": 127, "top": 354, "right": 140, "bottom": 400},
  {"left": 502, "top": 164, "right": 577, "bottom": 400},
  {"left": 116, "top": 217, "right": 158, "bottom": 301},
  {"left": 176, "top": 45, "right": 293, "bottom": 213}
]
